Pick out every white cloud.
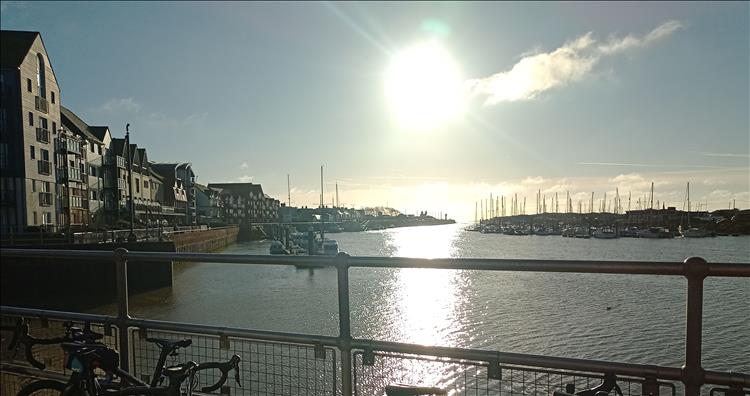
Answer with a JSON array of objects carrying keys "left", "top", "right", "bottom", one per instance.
[
  {"left": 99, "top": 97, "right": 142, "bottom": 113},
  {"left": 240, "top": 162, "right": 249, "bottom": 169},
  {"left": 467, "top": 20, "right": 683, "bottom": 105},
  {"left": 598, "top": 20, "right": 684, "bottom": 54},
  {"left": 522, "top": 176, "right": 545, "bottom": 185},
  {"left": 238, "top": 175, "right": 254, "bottom": 183}
]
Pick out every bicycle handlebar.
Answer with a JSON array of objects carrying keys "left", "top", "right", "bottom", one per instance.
[{"left": 195, "top": 354, "right": 242, "bottom": 393}]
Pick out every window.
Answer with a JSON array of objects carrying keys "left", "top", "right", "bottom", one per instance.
[
  {"left": 26, "top": 78, "right": 32, "bottom": 92},
  {"left": 135, "top": 178, "right": 140, "bottom": 193},
  {"left": 51, "top": 91, "right": 55, "bottom": 104},
  {"left": 41, "top": 149, "right": 49, "bottom": 161},
  {"left": 30, "top": 146, "right": 35, "bottom": 160},
  {"left": 43, "top": 212, "right": 51, "bottom": 224},
  {"left": 33, "top": 211, "right": 38, "bottom": 225},
  {"left": 36, "top": 53, "right": 46, "bottom": 98},
  {"left": 40, "top": 117, "right": 47, "bottom": 130},
  {"left": 90, "top": 142, "right": 94, "bottom": 152},
  {"left": 90, "top": 166, "right": 97, "bottom": 177},
  {"left": 43, "top": 181, "right": 50, "bottom": 193},
  {"left": 28, "top": 112, "right": 33, "bottom": 126},
  {"left": 52, "top": 122, "right": 56, "bottom": 134},
  {"left": 32, "top": 180, "right": 37, "bottom": 192},
  {"left": 91, "top": 190, "right": 97, "bottom": 201},
  {"left": 97, "top": 145, "right": 102, "bottom": 155},
  {"left": 143, "top": 179, "right": 148, "bottom": 188}
]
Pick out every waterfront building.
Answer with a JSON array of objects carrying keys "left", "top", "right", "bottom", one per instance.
[
  {"left": 60, "top": 106, "right": 111, "bottom": 229},
  {"left": 152, "top": 163, "right": 196, "bottom": 226},
  {"left": 207, "top": 183, "right": 279, "bottom": 225},
  {"left": 53, "top": 127, "right": 89, "bottom": 231},
  {"left": 0, "top": 31, "right": 63, "bottom": 233},
  {"left": 195, "top": 183, "right": 225, "bottom": 226}
]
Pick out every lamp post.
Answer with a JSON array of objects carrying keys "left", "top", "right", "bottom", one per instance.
[{"left": 126, "top": 124, "right": 136, "bottom": 243}]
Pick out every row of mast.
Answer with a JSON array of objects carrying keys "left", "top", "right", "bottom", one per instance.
[{"left": 474, "top": 182, "right": 717, "bottom": 222}]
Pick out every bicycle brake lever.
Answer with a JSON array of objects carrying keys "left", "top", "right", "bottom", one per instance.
[{"left": 234, "top": 365, "right": 241, "bottom": 387}]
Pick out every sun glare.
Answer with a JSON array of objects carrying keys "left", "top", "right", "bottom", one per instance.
[{"left": 385, "top": 41, "right": 467, "bottom": 131}]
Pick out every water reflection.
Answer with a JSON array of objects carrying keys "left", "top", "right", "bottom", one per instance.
[{"left": 384, "top": 225, "right": 463, "bottom": 346}]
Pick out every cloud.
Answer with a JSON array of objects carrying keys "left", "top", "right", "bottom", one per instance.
[
  {"left": 698, "top": 152, "right": 750, "bottom": 159},
  {"left": 467, "top": 20, "right": 683, "bottom": 105},
  {"left": 521, "top": 176, "right": 545, "bottom": 185},
  {"left": 598, "top": 20, "right": 684, "bottom": 55},
  {"left": 238, "top": 175, "right": 254, "bottom": 183},
  {"left": 98, "top": 97, "right": 142, "bottom": 113},
  {"left": 240, "top": 162, "right": 249, "bottom": 169}
]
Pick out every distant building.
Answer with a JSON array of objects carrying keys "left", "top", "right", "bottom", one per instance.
[
  {"left": 206, "top": 183, "right": 279, "bottom": 225},
  {"left": 195, "top": 183, "right": 224, "bottom": 226},
  {"left": 0, "top": 31, "right": 63, "bottom": 233}
]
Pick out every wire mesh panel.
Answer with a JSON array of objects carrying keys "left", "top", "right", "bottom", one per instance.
[
  {"left": 0, "top": 314, "right": 119, "bottom": 375},
  {"left": 130, "top": 328, "right": 337, "bottom": 395},
  {"left": 353, "top": 351, "right": 677, "bottom": 396}
]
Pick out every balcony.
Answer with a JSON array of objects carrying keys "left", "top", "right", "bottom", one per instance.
[
  {"left": 59, "top": 167, "right": 83, "bottom": 182},
  {"left": 35, "top": 128, "right": 50, "bottom": 144},
  {"left": 34, "top": 96, "right": 49, "bottom": 114},
  {"left": 37, "top": 160, "right": 51, "bottom": 175},
  {"left": 38, "top": 192, "right": 53, "bottom": 206},
  {"left": 56, "top": 138, "right": 82, "bottom": 155}
]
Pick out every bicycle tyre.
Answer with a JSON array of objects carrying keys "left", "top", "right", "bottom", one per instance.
[{"left": 16, "top": 379, "right": 66, "bottom": 396}]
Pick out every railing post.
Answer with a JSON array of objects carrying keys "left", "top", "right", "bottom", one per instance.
[
  {"left": 114, "top": 248, "right": 131, "bottom": 372},
  {"left": 682, "top": 256, "right": 708, "bottom": 396},
  {"left": 336, "top": 252, "right": 353, "bottom": 396}
]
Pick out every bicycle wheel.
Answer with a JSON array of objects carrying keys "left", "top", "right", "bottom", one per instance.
[{"left": 16, "top": 379, "right": 66, "bottom": 396}]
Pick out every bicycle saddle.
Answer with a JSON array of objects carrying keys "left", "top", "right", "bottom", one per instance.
[{"left": 145, "top": 337, "right": 192, "bottom": 351}]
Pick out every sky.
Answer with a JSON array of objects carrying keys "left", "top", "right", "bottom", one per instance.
[{"left": 2, "top": 1, "right": 748, "bottom": 221}]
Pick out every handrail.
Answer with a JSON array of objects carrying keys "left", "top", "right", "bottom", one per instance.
[
  {"left": 2, "top": 248, "right": 747, "bottom": 276},
  {"left": 1, "top": 248, "right": 748, "bottom": 396}
]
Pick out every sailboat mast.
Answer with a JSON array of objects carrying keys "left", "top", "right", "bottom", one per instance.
[
  {"left": 320, "top": 165, "right": 324, "bottom": 241},
  {"left": 287, "top": 174, "right": 291, "bottom": 207}
]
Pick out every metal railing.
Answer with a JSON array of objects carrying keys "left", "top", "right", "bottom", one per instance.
[{"left": 0, "top": 249, "right": 748, "bottom": 396}]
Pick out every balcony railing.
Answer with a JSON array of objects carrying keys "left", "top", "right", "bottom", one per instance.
[
  {"left": 34, "top": 96, "right": 48, "bottom": 114},
  {"left": 35, "top": 127, "right": 50, "bottom": 144},
  {"left": 56, "top": 138, "right": 82, "bottom": 155},
  {"left": 37, "top": 160, "right": 51, "bottom": 175},
  {"left": 38, "top": 192, "right": 53, "bottom": 206},
  {"left": 58, "top": 167, "right": 83, "bottom": 182},
  {"left": 0, "top": 250, "right": 747, "bottom": 396}
]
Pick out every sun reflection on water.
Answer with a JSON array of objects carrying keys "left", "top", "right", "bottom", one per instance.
[{"left": 380, "top": 225, "right": 465, "bottom": 388}]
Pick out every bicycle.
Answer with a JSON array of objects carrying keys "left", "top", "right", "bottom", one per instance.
[
  {"left": 552, "top": 373, "right": 624, "bottom": 396},
  {"left": 15, "top": 334, "right": 241, "bottom": 396},
  {"left": 2, "top": 317, "right": 105, "bottom": 370}
]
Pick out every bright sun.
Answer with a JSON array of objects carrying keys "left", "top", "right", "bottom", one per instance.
[{"left": 385, "top": 41, "right": 467, "bottom": 132}]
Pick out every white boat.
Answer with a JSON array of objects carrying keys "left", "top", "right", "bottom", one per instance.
[
  {"left": 593, "top": 227, "right": 618, "bottom": 239},
  {"left": 682, "top": 227, "right": 712, "bottom": 238}
]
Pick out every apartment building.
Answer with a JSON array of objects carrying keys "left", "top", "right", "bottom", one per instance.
[
  {"left": 151, "top": 163, "right": 195, "bottom": 226},
  {"left": 60, "top": 106, "right": 112, "bottom": 227},
  {"left": 0, "top": 31, "right": 63, "bottom": 233},
  {"left": 206, "top": 183, "right": 280, "bottom": 225}
]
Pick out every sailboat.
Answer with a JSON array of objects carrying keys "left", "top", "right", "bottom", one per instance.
[{"left": 681, "top": 182, "right": 712, "bottom": 238}]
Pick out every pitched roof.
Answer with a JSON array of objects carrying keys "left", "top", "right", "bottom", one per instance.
[
  {"left": 0, "top": 30, "right": 38, "bottom": 68},
  {"left": 60, "top": 106, "right": 103, "bottom": 144},
  {"left": 207, "top": 183, "right": 264, "bottom": 196},
  {"left": 88, "top": 126, "right": 110, "bottom": 142},
  {"left": 110, "top": 138, "right": 126, "bottom": 156}
]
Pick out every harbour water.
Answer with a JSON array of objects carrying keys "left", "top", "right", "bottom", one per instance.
[{"left": 97, "top": 223, "right": 750, "bottom": 374}]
